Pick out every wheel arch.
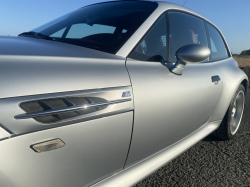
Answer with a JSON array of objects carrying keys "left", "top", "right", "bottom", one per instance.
[
  {"left": 210, "top": 57, "right": 248, "bottom": 122},
  {"left": 241, "top": 79, "right": 249, "bottom": 94}
]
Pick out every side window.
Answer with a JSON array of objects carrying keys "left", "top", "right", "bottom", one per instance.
[
  {"left": 168, "top": 12, "right": 208, "bottom": 62},
  {"left": 206, "top": 22, "right": 229, "bottom": 61},
  {"left": 129, "top": 15, "right": 167, "bottom": 62}
]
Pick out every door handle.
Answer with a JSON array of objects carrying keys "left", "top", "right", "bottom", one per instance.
[{"left": 211, "top": 75, "right": 221, "bottom": 85}]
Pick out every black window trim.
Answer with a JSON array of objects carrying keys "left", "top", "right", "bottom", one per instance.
[
  {"left": 204, "top": 20, "right": 231, "bottom": 62},
  {"left": 127, "top": 8, "right": 231, "bottom": 64},
  {"left": 167, "top": 10, "right": 211, "bottom": 63},
  {"left": 127, "top": 13, "right": 169, "bottom": 62},
  {"left": 167, "top": 10, "right": 231, "bottom": 63},
  {"left": 111, "top": 1, "right": 158, "bottom": 54},
  {"left": 167, "top": 13, "right": 171, "bottom": 62}
]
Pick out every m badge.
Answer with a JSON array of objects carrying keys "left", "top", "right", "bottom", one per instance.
[{"left": 122, "top": 91, "right": 131, "bottom": 97}]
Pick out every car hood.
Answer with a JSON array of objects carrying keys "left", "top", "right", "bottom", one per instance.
[
  {"left": 0, "top": 36, "right": 121, "bottom": 59},
  {"left": 0, "top": 36, "right": 130, "bottom": 99}
]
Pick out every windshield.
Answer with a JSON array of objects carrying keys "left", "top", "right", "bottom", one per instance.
[{"left": 29, "top": 1, "right": 158, "bottom": 54}]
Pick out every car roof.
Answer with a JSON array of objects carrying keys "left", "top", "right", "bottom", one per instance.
[
  {"left": 115, "top": 1, "right": 230, "bottom": 57},
  {"left": 83, "top": 1, "right": 213, "bottom": 28},
  {"left": 80, "top": 0, "right": 230, "bottom": 58},
  {"left": 156, "top": 1, "right": 206, "bottom": 21}
]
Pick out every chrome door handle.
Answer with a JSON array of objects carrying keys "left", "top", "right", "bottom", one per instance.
[{"left": 211, "top": 75, "right": 221, "bottom": 85}]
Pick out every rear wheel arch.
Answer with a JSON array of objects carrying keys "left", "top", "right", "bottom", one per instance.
[
  {"left": 241, "top": 79, "right": 249, "bottom": 93},
  {"left": 213, "top": 84, "right": 245, "bottom": 140}
]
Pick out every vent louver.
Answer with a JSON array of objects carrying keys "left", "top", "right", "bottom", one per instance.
[{"left": 19, "top": 96, "right": 108, "bottom": 123}]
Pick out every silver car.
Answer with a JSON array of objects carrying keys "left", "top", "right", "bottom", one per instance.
[{"left": 0, "top": 1, "right": 248, "bottom": 187}]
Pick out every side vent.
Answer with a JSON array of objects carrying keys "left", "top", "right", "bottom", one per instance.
[{"left": 19, "top": 97, "right": 108, "bottom": 123}]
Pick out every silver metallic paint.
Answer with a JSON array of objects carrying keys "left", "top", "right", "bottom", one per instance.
[
  {"left": 210, "top": 57, "right": 248, "bottom": 121},
  {"left": 175, "top": 44, "right": 211, "bottom": 63},
  {"left": 92, "top": 120, "right": 222, "bottom": 187},
  {"left": 125, "top": 58, "right": 223, "bottom": 167},
  {"left": 0, "top": 86, "right": 133, "bottom": 134},
  {"left": 0, "top": 127, "right": 11, "bottom": 140},
  {"left": 230, "top": 90, "right": 245, "bottom": 135},
  {"left": 0, "top": 36, "right": 130, "bottom": 99},
  {"left": 170, "top": 44, "right": 211, "bottom": 75},
  {"left": 0, "top": 112, "right": 133, "bottom": 187}
]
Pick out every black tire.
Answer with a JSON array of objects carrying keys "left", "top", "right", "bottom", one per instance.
[{"left": 213, "top": 84, "right": 245, "bottom": 140}]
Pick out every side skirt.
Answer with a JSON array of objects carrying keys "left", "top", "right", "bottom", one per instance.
[{"left": 91, "top": 120, "right": 222, "bottom": 187}]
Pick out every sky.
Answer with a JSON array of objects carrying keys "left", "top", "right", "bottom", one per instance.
[{"left": 0, "top": 0, "right": 249, "bottom": 54}]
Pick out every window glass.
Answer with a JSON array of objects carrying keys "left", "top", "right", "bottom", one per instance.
[
  {"left": 66, "top": 24, "right": 116, "bottom": 39},
  {"left": 206, "top": 22, "right": 228, "bottom": 60},
  {"left": 168, "top": 12, "right": 208, "bottom": 62},
  {"left": 210, "top": 38, "right": 217, "bottom": 52},
  {"left": 129, "top": 15, "right": 167, "bottom": 62},
  {"left": 29, "top": 1, "right": 158, "bottom": 54},
  {"left": 33, "top": 13, "right": 71, "bottom": 33},
  {"left": 50, "top": 28, "right": 66, "bottom": 38}
]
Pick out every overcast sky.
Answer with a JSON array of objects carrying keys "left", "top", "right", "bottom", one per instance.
[{"left": 1, "top": 0, "right": 249, "bottom": 54}]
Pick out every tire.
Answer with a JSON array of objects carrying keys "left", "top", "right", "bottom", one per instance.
[{"left": 213, "top": 84, "right": 245, "bottom": 140}]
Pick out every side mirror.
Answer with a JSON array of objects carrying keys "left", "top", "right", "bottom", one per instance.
[{"left": 169, "top": 44, "right": 211, "bottom": 75}]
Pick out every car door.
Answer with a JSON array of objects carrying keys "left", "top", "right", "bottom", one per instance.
[
  {"left": 125, "top": 12, "right": 223, "bottom": 167},
  {"left": 204, "top": 21, "right": 231, "bottom": 121}
]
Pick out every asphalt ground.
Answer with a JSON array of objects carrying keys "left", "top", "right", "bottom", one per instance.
[{"left": 135, "top": 92, "right": 250, "bottom": 187}]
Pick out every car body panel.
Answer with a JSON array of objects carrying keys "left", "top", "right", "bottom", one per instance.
[
  {"left": 0, "top": 86, "right": 133, "bottom": 134},
  {"left": 124, "top": 58, "right": 223, "bottom": 167},
  {"left": 0, "top": 34, "right": 133, "bottom": 187},
  {"left": 0, "top": 112, "right": 133, "bottom": 187},
  {"left": 211, "top": 57, "right": 248, "bottom": 121},
  {"left": 92, "top": 120, "right": 222, "bottom": 187},
  {"left": 0, "top": 126, "right": 11, "bottom": 140},
  {"left": 0, "top": 36, "right": 130, "bottom": 99}
]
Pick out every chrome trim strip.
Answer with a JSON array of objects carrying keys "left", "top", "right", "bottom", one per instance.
[{"left": 15, "top": 98, "right": 132, "bottom": 120}]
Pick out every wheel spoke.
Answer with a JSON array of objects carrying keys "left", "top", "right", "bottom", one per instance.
[{"left": 230, "top": 90, "right": 245, "bottom": 135}]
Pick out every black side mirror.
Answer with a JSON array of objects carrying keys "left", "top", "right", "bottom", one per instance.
[{"left": 170, "top": 44, "right": 211, "bottom": 75}]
